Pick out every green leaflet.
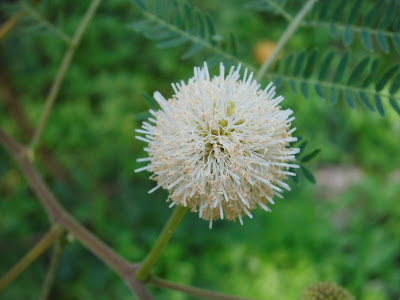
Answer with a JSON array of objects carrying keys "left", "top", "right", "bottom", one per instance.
[
  {"left": 195, "top": 8, "right": 206, "bottom": 39},
  {"left": 374, "top": 95, "right": 385, "bottom": 117},
  {"left": 291, "top": 170, "right": 299, "bottom": 184},
  {"left": 329, "top": 87, "right": 339, "bottom": 104},
  {"left": 314, "top": 84, "right": 325, "bottom": 100},
  {"left": 389, "top": 97, "right": 400, "bottom": 115},
  {"left": 361, "top": 58, "right": 379, "bottom": 88},
  {"left": 360, "top": 30, "right": 373, "bottom": 52},
  {"left": 141, "top": 93, "right": 158, "bottom": 109},
  {"left": 318, "top": 51, "right": 335, "bottom": 80},
  {"left": 333, "top": 52, "right": 349, "bottom": 83},
  {"left": 133, "top": 0, "right": 147, "bottom": 10},
  {"left": 329, "top": 24, "right": 339, "bottom": 38},
  {"left": 184, "top": 3, "right": 195, "bottom": 34},
  {"left": 358, "top": 92, "right": 375, "bottom": 112},
  {"left": 378, "top": 0, "right": 396, "bottom": 29},
  {"left": 300, "top": 82, "right": 309, "bottom": 100},
  {"left": 181, "top": 43, "right": 203, "bottom": 59},
  {"left": 158, "top": 36, "right": 188, "bottom": 48},
  {"left": 344, "top": 90, "right": 355, "bottom": 109},
  {"left": 392, "top": 35, "right": 400, "bottom": 55},
  {"left": 363, "top": 1, "right": 384, "bottom": 26},
  {"left": 332, "top": 0, "right": 347, "bottom": 22},
  {"left": 343, "top": 27, "right": 353, "bottom": 47},
  {"left": 293, "top": 52, "right": 306, "bottom": 77},
  {"left": 205, "top": 14, "right": 216, "bottom": 44},
  {"left": 300, "top": 166, "right": 316, "bottom": 184},
  {"left": 284, "top": 54, "right": 294, "bottom": 74},
  {"left": 303, "top": 49, "right": 318, "bottom": 78},
  {"left": 289, "top": 80, "right": 297, "bottom": 94},
  {"left": 299, "top": 141, "right": 308, "bottom": 154},
  {"left": 376, "top": 32, "right": 390, "bottom": 54},
  {"left": 376, "top": 65, "right": 399, "bottom": 92},
  {"left": 130, "top": 0, "right": 238, "bottom": 61},
  {"left": 389, "top": 73, "right": 400, "bottom": 95},
  {"left": 347, "top": 0, "right": 362, "bottom": 24},
  {"left": 347, "top": 57, "right": 370, "bottom": 85}
]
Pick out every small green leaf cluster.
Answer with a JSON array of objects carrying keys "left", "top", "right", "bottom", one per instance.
[
  {"left": 307, "top": 0, "right": 400, "bottom": 54},
  {"left": 128, "top": 0, "right": 400, "bottom": 116},
  {"left": 249, "top": 0, "right": 400, "bottom": 54},
  {"left": 290, "top": 137, "right": 320, "bottom": 184},
  {"left": 130, "top": 0, "right": 238, "bottom": 60},
  {"left": 274, "top": 51, "right": 400, "bottom": 115}
]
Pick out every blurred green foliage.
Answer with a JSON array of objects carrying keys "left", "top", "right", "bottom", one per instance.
[{"left": 0, "top": 0, "right": 399, "bottom": 299}]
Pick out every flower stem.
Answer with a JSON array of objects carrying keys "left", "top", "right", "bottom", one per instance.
[
  {"left": 136, "top": 205, "right": 188, "bottom": 282},
  {"left": 0, "top": 225, "right": 63, "bottom": 292},
  {"left": 255, "top": 0, "right": 318, "bottom": 81}
]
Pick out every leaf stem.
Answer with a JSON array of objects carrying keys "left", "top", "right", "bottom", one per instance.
[
  {"left": 0, "top": 225, "right": 63, "bottom": 292},
  {"left": 39, "top": 232, "right": 67, "bottom": 300},
  {"left": 136, "top": 206, "right": 188, "bottom": 282},
  {"left": 0, "top": 11, "right": 24, "bottom": 41},
  {"left": 29, "top": 0, "right": 101, "bottom": 151},
  {"left": 263, "top": 0, "right": 293, "bottom": 22},
  {"left": 20, "top": 2, "right": 72, "bottom": 44},
  {"left": 149, "top": 276, "right": 260, "bottom": 300},
  {"left": 256, "top": 0, "right": 318, "bottom": 81},
  {"left": 140, "top": 11, "right": 248, "bottom": 68}
]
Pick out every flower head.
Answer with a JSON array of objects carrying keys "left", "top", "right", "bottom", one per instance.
[
  {"left": 136, "top": 62, "right": 299, "bottom": 228},
  {"left": 299, "top": 282, "right": 355, "bottom": 300}
]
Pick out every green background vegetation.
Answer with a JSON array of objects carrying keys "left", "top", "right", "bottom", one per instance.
[{"left": 0, "top": 0, "right": 399, "bottom": 299}]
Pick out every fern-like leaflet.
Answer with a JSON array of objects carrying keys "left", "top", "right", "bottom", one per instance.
[
  {"left": 274, "top": 50, "right": 400, "bottom": 115},
  {"left": 249, "top": 0, "right": 400, "bottom": 54},
  {"left": 129, "top": 0, "right": 240, "bottom": 62}
]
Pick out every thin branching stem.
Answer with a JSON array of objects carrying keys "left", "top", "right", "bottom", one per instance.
[
  {"left": 39, "top": 233, "right": 67, "bottom": 300},
  {"left": 265, "top": 2, "right": 398, "bottom": 38},
  {"left": 264, "top": 72, "right": 400, "bottom": 101},
  {"left": 264, "top": 0, "right": 293, "bottom": 21},
  {"left": 20, "top": 3, "right": 72, "bottom": 44},
  {"left": 0, "top": 128, "right": 154, "bottom": 300},
  {"left": 140, "top": 11, "right": 249, "bottom": 68},
  {"left": 136, "top": 206, "right": 188, "bottom": 281},
  {"left": 0, "top": 226, "right": 63, "bottom": 292},
  {"left": 0, "top": 11, "right": 24, "bottom": 41},
  {"left": 150, "top": 277, "right": 259, "bottom": 300},
  {"left": 29, "top": 0, "right": 102, "bottom": 150},
  {"left": 256, "top": 0, "right": 318, "bottom": 81},
  {"left": 303, "top": 20, "right": 398, "bottom": 38}
]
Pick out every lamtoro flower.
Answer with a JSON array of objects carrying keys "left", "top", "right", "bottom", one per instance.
[{"left": 136, "top": 62, "right": 299, "bottom": 228}]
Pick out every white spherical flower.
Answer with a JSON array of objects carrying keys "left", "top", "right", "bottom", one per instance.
[{"left": 135, "top": 62, "right": 299, "bottom": 228}]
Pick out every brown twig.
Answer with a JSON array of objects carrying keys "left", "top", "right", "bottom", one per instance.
[
  {"left": 0, "top": 12, "right": 24, "bottom": 41},
  {"left": 150, "top": 277, "right": 259, "bottom": 300},
  {"left": 0, "top": 128, "right": 154, "bottom": 300},
  {"left": 0, "top": 65, "right": 72, "bottom": 182},
  {"left": 0, "top": 0, "right": 42, "bottom": 41}
]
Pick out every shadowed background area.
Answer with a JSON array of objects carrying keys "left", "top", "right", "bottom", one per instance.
[{"left": 1, "top": 0, "right": 399, "bottom": 299}]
